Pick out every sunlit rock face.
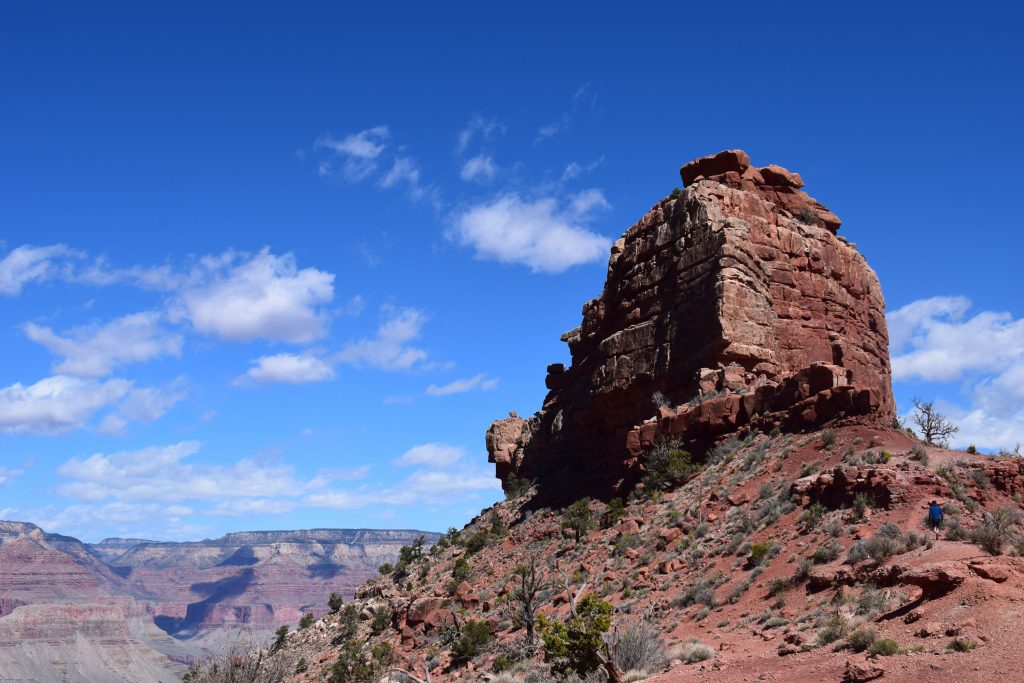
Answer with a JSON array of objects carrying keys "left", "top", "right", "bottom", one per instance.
[{"left": 488, "top": 150, "right": 894, "bottom": 499}]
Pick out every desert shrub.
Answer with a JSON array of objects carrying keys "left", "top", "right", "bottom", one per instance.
[
  {"left": 970, "top": 469, "right": 991, "bottom": 489},
  {"left": 674, "top": 576, "right": 719, "bottom": 608},
  {"left": 643, "top": 440, "right": 698, "bottom": 492},
  {"left": 272, "top": 625, "right": 289, "bottom": 652},
  {"left": 562, "top": 498, "right": 595, "bottom": 544},
  {"left": 611, "top": 621, "right": 666, "bottom": 673},
  {"left": 295, "top": 657, "right": 308, "bottom": 674},
  {"left": 299, "top": 612, "right": 315, "bottom": 629},
  {"left": 604, "top": 498, "right": 626, "bottom": 528},
  {"left": 182, "top": 635, "right": 290, "bottom": 683},
  {"left": 793, "top": 557, "right": 814, "bottom": 582},
  {"left": 944, "top": 517, "right": 969, "bottom": 541},
  {"left": 910, "top": 444, "right": 928, "bottom": 464},
  {"left": 614, "top": 534, "right": 642, "bottom": 556},
  {"left": 948, "top": 637, "right": 977, "bottom": 652},
  {"left": 816, "top": 614, "right": 852, "bottom": 646},
  {"left": 670, "top": 187, "right": 682, "bottom": 199},
  {"left": 490, "top": 510, "right": 508, "bottom": 537},
  {"left": 867, "top": 638, "right": 900, "bottom": 656},
  {"left": 852, "top": 492, "right": 873, "bottom": 520},
  {"left": 328, "top": 592, "right": 344, "bottom": 613},
  {"left": 378, "top": 562, "right": 393, "bottom": 575},
  {"left": 971, "top": 506, "right": 1023, "bottom": 555},
  {"left": 370, "top": 606, "right": 391, "bottom": 634},
  {"left": 767, "top": 577, "right": 790, "bottom": 596},
  {"left": 820, "top": 430, "right": 836, "bottom": 449},
  {"left": 330, "top": 641, "right": 395, "bottom": 683},
  {"left": 539, "top": 594, "right": 612, "bottom": 678},
  {"left": 749, "top": 542, "right": 774, "bottom": 567},
  {"left": 966, "top": 444, "right": 978, "bottom": 454},
  {"left": 451, "top": 620, "right": 493, "bottom": 663},
  {"left": 812, "top": 539, "right": 841, "bottom": 564},
  {"left": 464, "top": 530, "right": 491, "bottom": 555},
  {"left": 669, "top": 640, "right": 715, "bottom": 664},
  {"left": 452, "top": 557, "right": 471, "bottom": 582},
  {"left": 846, "top": 624, "right": 877, "bottom": 652},
  {"left": 800, "top": 503, "right": 825, "bottom": 532},
  {"left": 504, "top": 473, "right": 535, "bottom": 499},
  {"left": 855, "top": 585, "right": 890, "bottom": 616},
  {"left": 725, "top": 578, "right": 752, "bottom": 604}
]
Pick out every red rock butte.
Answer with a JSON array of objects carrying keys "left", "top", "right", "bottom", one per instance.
[{"left": 487, "top": 150, "right": 894, "bottom": 499}]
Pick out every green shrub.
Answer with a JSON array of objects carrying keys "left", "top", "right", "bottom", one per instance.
[
  {"left": 464, "top": 530, "right": 490, "bottom": 555},
  {"left": 971, "top": 506, "right": 1022, "bottom": 555},
  {"left": 328, "top": 592, "right": 344, "bottom": 613},
  {"left": 451, "top": 620, "right": 493, "bottom": 663},
  {"left": 800, "top": 503, "right": 825, "bottom": 532},
  {"left": 749, "top": 542, "right": 773, "bottom": 567},
  {"left": 966, "top": 444, "right": 978, "bottom": 454},
  {"left": 643, "top": 440, "right": 698, "bottom": 492},
  {"left": 867, "top": 638, "right": 900, "bottom": 656},
  {"left": 272, "top": 625, "right": 289, "bottom": 652},
  {"left": 539, "top": 595, "right": 612, "bottom": 678},
  {"left": 604, "top": 498, "right": 626, "bottom": 528},
  {"left": 820, "top": 430, "right": 836, "bottom": 449},
  {"left": 370, "top": 606, "right": 391, "bottom": 634},
  {"left": 299, "top": 612, "right": 315, "bottom": 629},
  {"left": 378, "top": 562, "right": 393, "bottom": 575},
  {"left": 852, "top": 492, "right": 873, "bottom": 520},
  {"left": 816, "top": 614, "right": 852, "bottom": 646},
  {"left": 452, "top": 557, "right": 471, "bottom": 583},
  {"left": 812, "top": 539, "right": 841, "bottom": 564},
  {"left": 330, "top": 641, "right": 395, "bottom": 683},
  {"left": 948, "top": 637, "right": 977, "bottom": 652},
  {"left": 562, "top": 498, "right": 594, "bottom": 544},
  {"left": 504, "top": 473, "right": 535, "bottom": 499},
  {"left": 846, "top": 624, "right": 877, "bottom": 652}
]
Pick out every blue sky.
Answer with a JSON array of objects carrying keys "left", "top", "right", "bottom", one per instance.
[{"left": 1, "top": 2, "right": 1022, "bottom": 542}]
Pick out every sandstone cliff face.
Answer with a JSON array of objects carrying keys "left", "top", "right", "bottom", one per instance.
[{"left": 488, "top": 150, "right": 893, "bottom": 497}]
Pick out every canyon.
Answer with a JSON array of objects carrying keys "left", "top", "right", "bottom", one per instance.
[{"left": 0, "top": 520, "right": 437, "bottom": 682}]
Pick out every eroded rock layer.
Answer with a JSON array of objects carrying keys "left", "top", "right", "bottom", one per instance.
[{"left": 488, "top": 150, "right": 894, "bottom": 497}]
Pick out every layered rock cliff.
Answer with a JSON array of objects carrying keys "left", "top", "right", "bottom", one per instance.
[{"left": 488, "top": 150, "right": 894, "bottom": 498}]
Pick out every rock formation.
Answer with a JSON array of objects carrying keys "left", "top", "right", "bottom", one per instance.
[{"left": 488, "top": 150, "right": 894, "bottom": 497}]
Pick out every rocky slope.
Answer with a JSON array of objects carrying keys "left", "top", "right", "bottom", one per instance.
[
  {"left": 0, "top": 523, "right": 437, "bottom": 682},
  {"left": 246, "top": 152, "right": 1024, "bottom": 683}
]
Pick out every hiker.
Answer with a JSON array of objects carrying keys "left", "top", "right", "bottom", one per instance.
[{"left": 927, "top": 500, "right": 944, "bottom": 539}]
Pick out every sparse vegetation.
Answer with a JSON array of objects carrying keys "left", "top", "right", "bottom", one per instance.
[
  {"left": 867, "top": 638, "right": 900, "bottom": 656},
  {"left": 182, "top": 635, "right": 290, "bottom": 683},
  {"left": 642, "top": 440, "right": 698, "bottom": 492},
  {"left": 299, "top": 612, "right": 315, "bottom": 629},
  {"left": 450, "top": 620, "right": 493, "bottom": 663},
  {"left": 504, "top": 473, "right": 535, "bottom": 499},
  {"left": 970, "top": 506, "right": 1022, "bottom": 555},
  {"left": 669, "top": 640, "right": 715, "bottom": 664},
  {"left": 272, "top": 625, "right": 288, "bottom": 652},
  {"left": 610, "top": 620, "right": 666, "bottom": 674},
  {"left": 848, "top": 522, "right": 926, "bottom": 564},
  {"left": 603, "top": 497, "right": 627, "bottom": 528},
  {"left": 330, "top": 641, "right": 395, "bottom": 683}
]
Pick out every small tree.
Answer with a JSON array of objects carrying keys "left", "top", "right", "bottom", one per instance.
[
  {"left": 272, "top": 624, "right": 289, "bottom": 652},
  {"left": 450, "top": 620, "right": 493, "bottom": 663},
  {"left": 911, "top": 398, "right": 959, "bottom": 447},
  {"left": 562, "top": 498, "right": 594, "bottom": 544},
  {"left": 539, "top": 594, "right": 613, "bottom": 679},
  {"left": 490, "top": 509, "right": 507, "bottom": 537},
  {"left": 328, "top": 592, "right": 344, "bottom": 613},
  {"left": 603, "top": 498, "right": 626, "bottom": 528},
  {"left": 299, "top": 612, "right": 315, "bottom": 629},
  {"left": 452, "top": 557, "right": 471, "bottom": 583},
  {"left": 370, "top": 606, "right": 392, "bottom": 634},
  {"left": 642, "top": 440, "right": 697, "bottom": 492},
  {"left": 510, "top": 556, "right": 544, "bottom": 645}
]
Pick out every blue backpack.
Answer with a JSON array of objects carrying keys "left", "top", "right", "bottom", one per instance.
[{"left": 929, "top": 504, "right": 943, "bottom": 522}]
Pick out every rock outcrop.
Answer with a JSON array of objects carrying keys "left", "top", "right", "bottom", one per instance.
[{"left": 488, "top": 150, "right": 894, "bottom": 497}]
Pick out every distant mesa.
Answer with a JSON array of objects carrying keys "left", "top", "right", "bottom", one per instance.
[{"left": 487, "top": 150, "right": 893, "bottom": 501}]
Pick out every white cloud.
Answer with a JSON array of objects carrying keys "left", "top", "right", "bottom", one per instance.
[
  {"left": 336, "top": 305, "right": 428, "bottom": 370},
  {"left": 570, "top": 188, "right": 611, "bottom": 214},
  {"left": 315, "top": 126, "right": 390, "bottom": 180},
  {"left": 0, "top": 244, "right": 79, "bottom": 295},
  {"left": 561, "top": 157, "right": 604, "bottom": 181},
  {"left": 393, "top": 443, "right": 467, "bottom": 468},
  {"left": 176, "top": 248, "right": 335, "bottom": 343},
  {"left": 456, "top": 115, "right": 503, "bottom": 154},
  {"left": 207, "top": 498, "right": 296, "bottom": 517},
  {"left": 0, "top": 466, "right": 23, "bottom": 486},
  {"left": 889, "top": 295, "right": 1024, "bottom": 450},
  {"left": 24, "top": 311, "right": 183, "bottom": 377},
  {"left": 0, "top": 375, "right": 131, "bottom": 434},
  {"left": 535, "top": 84, "right": 594, "bottom": 143},
  {"left": 380, "top": 157, "right": 421, "bottom": 189},
  {"left": 460, "top": 155, "right": 498, "bottom": 182},
  {"left": 448, "top": 194, "right": 610, "bottom": 273},
  {"left": 425, "top": 373, "right": 499, "bottom": 396},
  {"left": 236, "top": 352, "right": 336, "bottom": 386},
  {"left": 57, "top": 441, "right": 314, "bottom": 504},
  {"left": 99, "top": 379, "right": 188, "bottom": 435}
]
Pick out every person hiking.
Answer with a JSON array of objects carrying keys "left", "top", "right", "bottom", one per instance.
[{"left": 927, "top": 500, "right": 944, "bottom": 539}]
